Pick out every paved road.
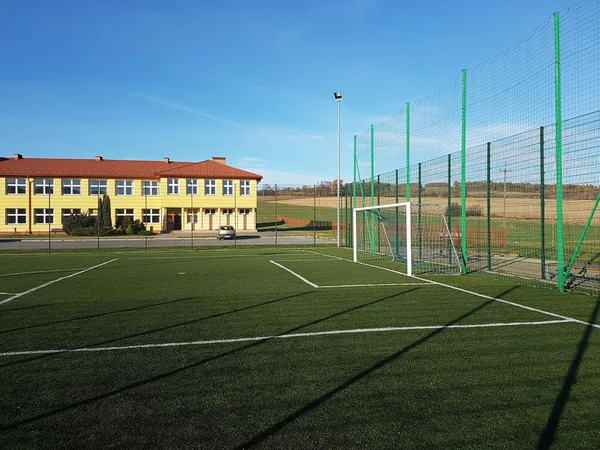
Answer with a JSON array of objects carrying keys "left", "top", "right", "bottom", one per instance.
[{"left": 0, "top": 233, "right": 332, "bottom": 251}]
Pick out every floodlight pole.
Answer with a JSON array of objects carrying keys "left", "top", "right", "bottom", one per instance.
[{"left": 334, "top": 92, "right": 342, "bottom": 247}]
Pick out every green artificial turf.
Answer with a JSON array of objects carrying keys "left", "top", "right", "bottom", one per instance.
[{"left": 0, "top": 247, "right": 599, "bottom": 449}]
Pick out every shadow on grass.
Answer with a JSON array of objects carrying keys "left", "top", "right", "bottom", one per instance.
[
  {"left": 235, "top": 285, "right": 521, "bottom": 449},
  {"left": 0, "top": 291, "right": 313, "bottom": 369},
  {"left": 537, "top": 295, "right": 600, "bottom": 449},
  {"left": 0, "top": 287, "right": 418, "bottom": 432}
]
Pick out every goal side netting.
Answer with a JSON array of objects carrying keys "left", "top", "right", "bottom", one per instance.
[{"left": 353, "top": 202, "right": 462, "bottom": 276}]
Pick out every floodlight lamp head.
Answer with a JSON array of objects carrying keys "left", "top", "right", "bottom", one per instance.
[{"left": 333, "top": 91, "right": 342, "bottom": 101}]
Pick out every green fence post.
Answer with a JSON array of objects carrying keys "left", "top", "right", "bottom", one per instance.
[
  {"left": 554, "top": 12, "right": 565, "bottom": 291},
  {"left": 540, "top": 126, "right": 546, "bottom": 279},
  {"left": 448, "top": 154, "right": 452, "bottom": 265},
  {"left": 418, "top": 162, "right": 423, "bottom": 260},
  {"left": 313, "top": 184, "right": 316, "bottom": 247},
  {"left": 395, "top": 169, "right": 399, "bottom": 258},
  {"left": 353, "top": 135, "right": 357, "bottom": 210},
  {"left": 377, "top": 174, "right": 381, "bottom": 253},
  {"left": 370, "top": 125, "right": 376, "bottom": 254},
  {"left": 461, "top": 68, "right": 468, "bottom": 274},
  {"left": 275, "top": 184, "right": 278, "bottom": 247},
  {"left": 406, "top": 102, "right": 411, "bottom": 202},
  {"left": 487, "top": 142, "right": 492, "bottom": 271}
]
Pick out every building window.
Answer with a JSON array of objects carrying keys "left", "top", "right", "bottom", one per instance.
[
  {"left": 205, "top": 179, "right": 216, "bottom": 195},
  {"left": 222, "top": 208, "right": 234, "bottom": 215},
  {"left": 222, "top": 180, "right": 233, "bottom": 196},
  {"left": 34, "top": 179, "right": 54, "bottom": 195},
  {"left": 34, "top": 208, "right": 54, "bottom": 224},
  {"left": 116, "top": 180, "right": 134, "bottom": 196},
  {"left": 142, "top": 180, "right": 159, "bottom": 196},
  {"left": 187, "top": 208, "right": 199, "bottom": 223},
  {"left": 115, "top": 208, "right": 135, "bottom": 220},
  {"left": 89, "top": 179, "right": 108, "bottom": 195},
  {"left": 6, "top": 178, "right": 26, "bottom": 195},
  {"left": 240, "top": 180, "right": 251, "bottom": 196},
  {"left": 62, "top": 179, "right": 81, "bottom": 195},
  {"left": 168, "top": 178, "right": 180, "bottom": 195},
  {"left": 6, "top": 209, "right": 26, "bottom": 224},
  {"left": 61, "top": 209, "right": 82, "bottom": 223},
  {"left": 88, "top": 208, "right": 98, "bottom": 217},
  {"left": 186, "top": 179, "right": 198, "bottom": 195},
  {"left": 239, "top": 208, "right": 251, "bottom": 215},
  {"left": 142, "top": 209, "right": 160, "bottom": 223},
  {"left": 204, "top": 208, "right": 216, "bottom": 215}
]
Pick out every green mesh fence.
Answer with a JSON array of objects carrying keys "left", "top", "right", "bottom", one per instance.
[
  {"left": 352, "top": 2, "right": 600, "bottom": 293},
  {"left": 256, "top": 183, "right": 357, "bottom": 247}
]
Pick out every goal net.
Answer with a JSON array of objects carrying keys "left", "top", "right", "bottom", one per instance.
[{"left": 353, "top": 202, "right": 462, "bottom": 276}]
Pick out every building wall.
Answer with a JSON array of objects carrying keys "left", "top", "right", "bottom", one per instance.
[{"left": 0, "top": 177, "right": 258, "bottom": 234}]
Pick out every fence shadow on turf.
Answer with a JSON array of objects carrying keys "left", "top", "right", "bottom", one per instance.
[
  {"left": 0, "top": 287, "right": 421, "bottom": 432},
  {"left": 234, "top": 285, "right": 521, "bottom": 449},
  {"left": 537, "top": 295, "right": 600, "bottom": 449},
  {"left": 0, "top": 291, "right": 314, "bottom": 369}
]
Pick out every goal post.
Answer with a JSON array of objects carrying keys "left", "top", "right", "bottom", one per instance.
[
  {"left": 353, "top": 202, "right": 412, "bottom": 275},
  {"left": 353, "top": 202, "right": 462, "bottom": 276}
]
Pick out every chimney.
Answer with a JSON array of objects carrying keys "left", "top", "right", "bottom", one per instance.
[
  {"left": 13, "top": 153, "right": 22, "bottom": 160},
  {"left": 212, "top": 156, "right": 227, "bottom": 165},
  {"left": 95, "top": 156, "right": 103, "bottom": 161},
  {"left": 164, "top": 157, "right": 170, "bottom": 163}
]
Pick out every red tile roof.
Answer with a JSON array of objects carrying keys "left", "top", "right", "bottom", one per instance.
[{"left": 0, "top": 156, "right": 263, "bottom": 181}]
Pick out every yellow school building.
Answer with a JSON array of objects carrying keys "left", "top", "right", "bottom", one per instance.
[{"left": 0, "top": 154, "right": 262, "bottom": 234}]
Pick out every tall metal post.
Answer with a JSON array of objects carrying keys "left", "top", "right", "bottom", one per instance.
[
  {"left": 486, "top": 142, "right": 492, "bottom": 271},
  {"left": 406, "top": 102, "right": 411, "bottom": 202},
  {"left": 353, "top": 135, "right": 357, "bottom": 210},
  {"left": 540, "top": 126, "right": 546, "bottom": 279},
  {"left": 460, "top": 68, "right": 468, "bottom": 274},
  {"left": 554, "top": 13, "right": 565, "bottom": 291},
  {"left": 336, "top": 95, "right": 342, "bottom": 247}
]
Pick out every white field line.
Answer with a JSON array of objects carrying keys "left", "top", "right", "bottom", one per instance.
[
  {"left": 269, "top": 261, "right": 319, "bottom": 288},
  {"left": 0, "top": 292, "right": 20, "bottom": 295},
  {"left": 0, "top": 268, "right": 87, "bottom": 278},
  {"left": 307, "top": 250, "right": 600, "bottom": 330},
  {"left": 0, "top": 259, "right": 118, "bottom": 306},
  {"left": 122, "top": 253, "right": 308, "bottom": 261},
  {"left": 319, "top": 283, "right": 430, "bottom": 288},
  {"left": 0, "top": 319, "right": 573, "bottom": 357}
]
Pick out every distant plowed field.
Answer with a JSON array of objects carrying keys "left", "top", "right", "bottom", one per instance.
[{"left": 261, "top": 196, "right": 599, "bottom": 224}]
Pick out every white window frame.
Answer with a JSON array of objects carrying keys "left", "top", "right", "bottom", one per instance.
[
  {"left": 6, "top": 178, "right": 26, "bottom": 195},
  {"left": 89, "top": 179, "right": 108, "bottom": 195},
  {"left": 240, "top": 180, "right": 251, "bottom": 196},
  {"left": 116, "top": 180, "right": 134, "bottom": 196},
  {"left": 142, "top": 209, "right": 160, "bottom": 223},
  {"left": 222, "top": 180, "right": 234, "bottom": 196},
  {"left": 142, "top": 180, "right": 160, "bottom": 196},
  {"left": 168, "top": 178, "right": 180, "bottom": 195},
  {"left": 187, "top": 208, "right": 200, "bottom": 223},
  {"left": 222, "top": 208, "right": 234, "bottom": 215},
  {"left": 34, "top": 179, "right": 54, "bottom": 195},
  {"left": 186, "top": 179, "right": 198, "bottom": 195},
  {"left": 62, "top": 179, "right": 81, "bottom": 195},
  {"left": 6, "top": 208, "right": 26, "bottom": 224},
  {"left": 115, "top": 208, "right": 135, "bottom": 220},
  {"left": 204, "top": 208, "right": 216, "bottom": 215},
  {"left": 205, "top": 179, "right": 216, "bottom": 196},
  {"left": 61, "top": 208, "right": 82, "bottom": 223},
  {"left": 34, "top": 208, "right": 54, "bottom": 224},
  {"left": 239, "top": 208, "right": 251, "bottom": 215}
]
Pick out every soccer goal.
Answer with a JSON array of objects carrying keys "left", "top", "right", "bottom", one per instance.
[{"left": 353, "top": 202, "right": 462, "bottom": 276}]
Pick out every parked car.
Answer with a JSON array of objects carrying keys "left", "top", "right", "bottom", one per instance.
[{"left": 217, "top": 225, "right": 236, "bottom": 240}]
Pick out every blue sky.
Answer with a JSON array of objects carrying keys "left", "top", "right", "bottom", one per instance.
[{"left": 0, "top": 0, "right": 579, "bottom": 185}]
